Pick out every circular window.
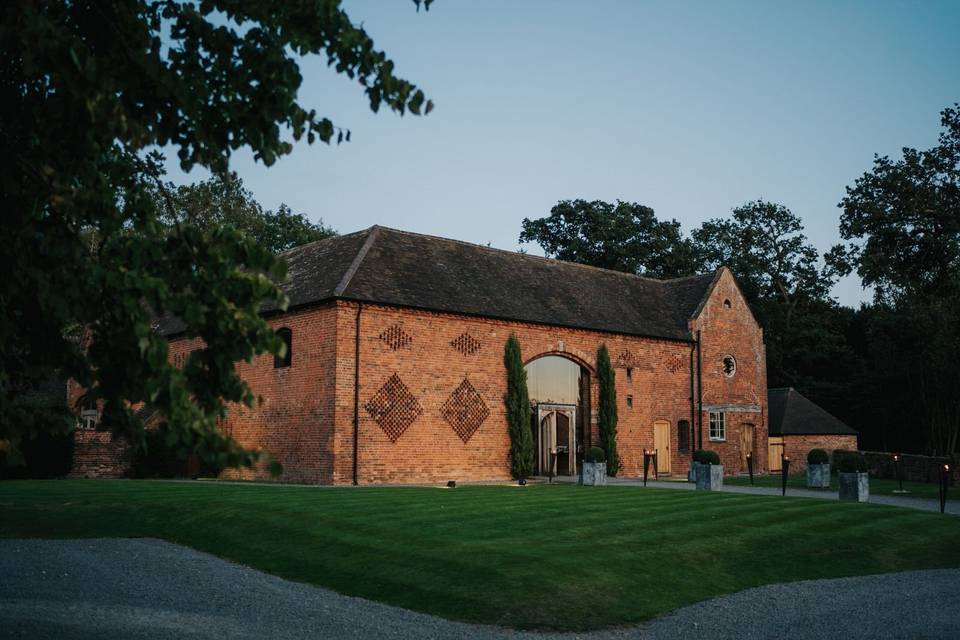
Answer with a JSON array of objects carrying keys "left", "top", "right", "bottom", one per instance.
[{"left": 722, "top": 355, "right": 737, "bottom": 378}]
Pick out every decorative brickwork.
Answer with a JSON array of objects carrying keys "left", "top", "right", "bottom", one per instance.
[
  {"left": 665, "top": 354, "right": 685, "bottom": 373},
  {"left": 441, "top": 377, "right": 489, "bottom": 442},
  {"left": 450, "top": 332, "right": 482, "bottom": 356},
  {"left": 616, "top": 349, "right": 637, "bottom": 368},
  {"left": 365, "top": 373, "right": 422, "bottom": 441},
  {"left": 379, "top": 324, "right": 412, "bottom": 350}
]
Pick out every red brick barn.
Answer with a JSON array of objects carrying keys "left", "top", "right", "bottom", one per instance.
[{"left": 73, "top": 226, "right": 770, "bottom": 484}]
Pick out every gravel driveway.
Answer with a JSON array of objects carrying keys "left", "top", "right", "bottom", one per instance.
[{"left": 2, "top": 538, "right": 958, "bottom": 639}]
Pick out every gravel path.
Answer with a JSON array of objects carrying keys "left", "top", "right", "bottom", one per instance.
[{"left": 2, "top": 538, "right": 959, "bottom": 639}]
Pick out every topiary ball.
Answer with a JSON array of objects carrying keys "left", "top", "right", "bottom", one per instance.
[
  {"left": 807, "top": 448, "right": 829, "bottom": 465},
  {"left": 584, "top": 446, "right": 606, "bottom": 463},
  {"left": 693, "top": 449, "right": 720, "bottom": 465},
  {"left": 838, "top": 452, "right": 868, "bottom": 473}
]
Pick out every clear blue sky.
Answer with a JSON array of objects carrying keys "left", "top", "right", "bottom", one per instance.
[{"left": 165, "top": 0, "right": 960, "bottom": 307}]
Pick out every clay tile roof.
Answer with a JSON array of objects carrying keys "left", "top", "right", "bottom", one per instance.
[
  {"left": 768, "top": 387, "right": 857, "bottom": 436},
  {"left": 157, "top": 225, "right": 719, "bottom": 341}
]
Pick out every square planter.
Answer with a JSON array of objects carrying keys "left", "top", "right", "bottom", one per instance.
[
  {"left": 806, "top": 463, "right": 831, "bottom": 488},
  {"left": 696, "top": 463, "right": 723, "bottom": 491},
  {"left": 582, "top": 462, "right": 607, "bottom": 486},
  {"left": 838, "top": 472, "right": 869, "bottom": 502}
]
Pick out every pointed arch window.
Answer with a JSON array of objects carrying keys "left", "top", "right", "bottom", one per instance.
[{"left": 275, "top": 328, "right": 293, "bottom": 368}]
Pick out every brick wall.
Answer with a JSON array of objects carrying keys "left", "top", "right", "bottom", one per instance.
[
  {"left": 68, "top": 430, "right": 130, "bottom": 478},
  {"left": 781, "top": 434, "right": 859, "bottom": 471},
  {"left": 861, "top": 450, "right": 958, "bottom": 484},
  {"left": 179, "top": 303, "right": 340, "bottom": 484},
  {"left": 330, "top": 301, "right": 701, "bottom": 484}
]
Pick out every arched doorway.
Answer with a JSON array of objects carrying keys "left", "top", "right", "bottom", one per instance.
[{"left": 524, "top": 355, "right": 590, "bottom": 476}]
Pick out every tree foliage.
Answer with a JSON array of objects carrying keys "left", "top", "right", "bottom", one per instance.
[
  {"left": 691, "top": 200, "right": 850, "bottom": 393},
  {"left": 0, "top": 1, "right": 431, "bottom": 466},
  {"left": 520, "top": 200, "right": 697, "bottom": 278},
  {"left": 596, "top": 343, "right": 619, "bottom": 476},
  {"left": 830, "top": 105, "right": 960, "bottom": 455},
  {"left": 692, "top": 200, "right": 836, "bottom": 319},
  {"left": 833, "top": 105, "right": 960, "bottom": 304},
  {"left": 153, "top": 173, "right": 336, "bottom": 253},
  {"left": 503, "top": 334, "right": 533, "bottom": 479}
]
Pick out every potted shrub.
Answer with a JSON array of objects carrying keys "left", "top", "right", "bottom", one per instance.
[
  {"left": 693, "top": 449, "right": 723, "bottom": 491},
  {"left": 582, "top": 446, "right": 607, "bottom": 486},
  {"left": 806, "top": 448, "right": 831, "bottom": 488},
  {"left": 837, "top": 452, "right": 869, "bottom": 502}
]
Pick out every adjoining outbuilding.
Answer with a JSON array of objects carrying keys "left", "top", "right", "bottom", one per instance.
[{"left": 767, "top": 387, "right": 858, "bottom": 472}]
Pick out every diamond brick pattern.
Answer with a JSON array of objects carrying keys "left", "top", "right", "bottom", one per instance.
[
  {"left": 379, "top": 324, "right": 412, "bottom": 350},
  {"left": 450, "top": 332, "right": 482, "bottom": 355},
  {"left": 441, "top": 378, "right": 489, "bottom": 443},
  {"left": 665, "top": 354, "right": 685, "bottom": 373},
  {"left": 616, "top": 349, "right": 637, "bottom": 368},
  {"left": 365, "top": 373, "right": 422, "bottom": 441}
]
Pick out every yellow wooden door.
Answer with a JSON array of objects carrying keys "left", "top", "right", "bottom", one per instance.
[
  {"left": 654, "top": 420, "right": 671, "bottom": 474},
  {"left": 739, "top": 423, "right": 754, "bottom": 471},
  {"left": 768, "top": 436, "right": 784, "bottom": 472}
]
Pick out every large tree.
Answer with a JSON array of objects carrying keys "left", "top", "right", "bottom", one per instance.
[
  {"left": 153, "top": 173, "right": 336, "bottom": 253},
  {"left": 691, "top": 200, "right": 849, "bottom": 393},
  {"left": 519, "top": 200, "right": 697, "bottom": 279},
  {"left": 692, "top": 200, "right": 836, "bottom": 324},
  {"left": 833, "top": 105, "right": 960, "bottom": 304},
  {"left": 831, "top": 105, "right": 960, "bottom": 455},
  {"left": 0, "top": 1, "right": 432, "bottom": 467}
]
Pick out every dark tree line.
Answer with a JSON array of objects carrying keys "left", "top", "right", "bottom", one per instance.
[{"left": 521, "top": 105, "right": 960, "bottom": 456}]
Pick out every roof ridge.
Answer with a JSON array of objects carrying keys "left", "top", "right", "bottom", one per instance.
[
  {"left": 372, "top": 225, "right": 716, "bottom": 286},
  {"left": 333, "top": 226, "right": 381, "bottom": 297},
  {"left": 279, "top": 227, "right": 368, "bottom": 259}
]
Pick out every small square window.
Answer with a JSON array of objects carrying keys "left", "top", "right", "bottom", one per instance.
[
  {"left": 709, "top": 412, "right": 726, "bottom": 441},
  {"left": 626, "top": 395, "right": 633, "bottom": 408}
]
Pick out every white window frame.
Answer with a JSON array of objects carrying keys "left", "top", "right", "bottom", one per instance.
[{"left": 709, "top": 411, "right": 726, "bottom": 441}]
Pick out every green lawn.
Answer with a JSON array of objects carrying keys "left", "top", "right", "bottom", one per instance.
[
  {"left": 725, "top": 473, "right": 946, "bottom": 498},
  {"left": 2, "top": 480, "right": 960, "bottom": 631}
]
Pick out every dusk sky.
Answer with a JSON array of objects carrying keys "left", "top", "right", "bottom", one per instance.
[{"left": 164, "top": 0, "right": 960, "bottom": 307}]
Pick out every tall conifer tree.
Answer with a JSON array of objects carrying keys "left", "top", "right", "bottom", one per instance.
[
  {"left": 597, "top": 343, "right": 619, "bottom": 476},
  {"left": 504, "top": 335, "right": 534, "bottom": 479}
]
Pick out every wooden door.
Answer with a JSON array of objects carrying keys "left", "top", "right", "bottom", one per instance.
[
  {"left": 653, "top": 420, "right": 671, "bottom": 474},
  {"left": 739, "top": 424, "right": 754, "bottom": 471},
  {"left": 768, "top": 437, "right": 784, "bottom": 472}
]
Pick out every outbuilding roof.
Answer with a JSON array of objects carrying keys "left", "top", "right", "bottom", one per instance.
[
  {"left": 157, "top": 225, "right": 720, "bottom": 341},
  {"left": 768, "top": 387, "right": 857, "bottom": 436}
]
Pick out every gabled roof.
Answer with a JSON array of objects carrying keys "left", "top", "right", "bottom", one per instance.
[
  {"left": 157, "top": 225, "right": 719, "bottom": 341},
  {"left": 768, "top": 387, "right": 857, "bottom": 436}
]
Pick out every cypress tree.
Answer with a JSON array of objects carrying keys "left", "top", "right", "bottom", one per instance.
[
  {"left": 597, "top": 343, "right": 619, "bottom": 476},
  {"left": 504, "top": 334, "right": 534, "bottom": 479}
]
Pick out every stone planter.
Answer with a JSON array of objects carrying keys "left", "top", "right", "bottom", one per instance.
[
  {"left": 695, "top": 463, "right": 723, "bottom": 491},
  {"left": 838, "top": 472, "right": 869, "bottom": 502},
  {"left": 806, "top": 463, "right": 831, "bottom": 488},
  {"left": 582, "top": 462, "right": 607, "bottom": 486}
]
